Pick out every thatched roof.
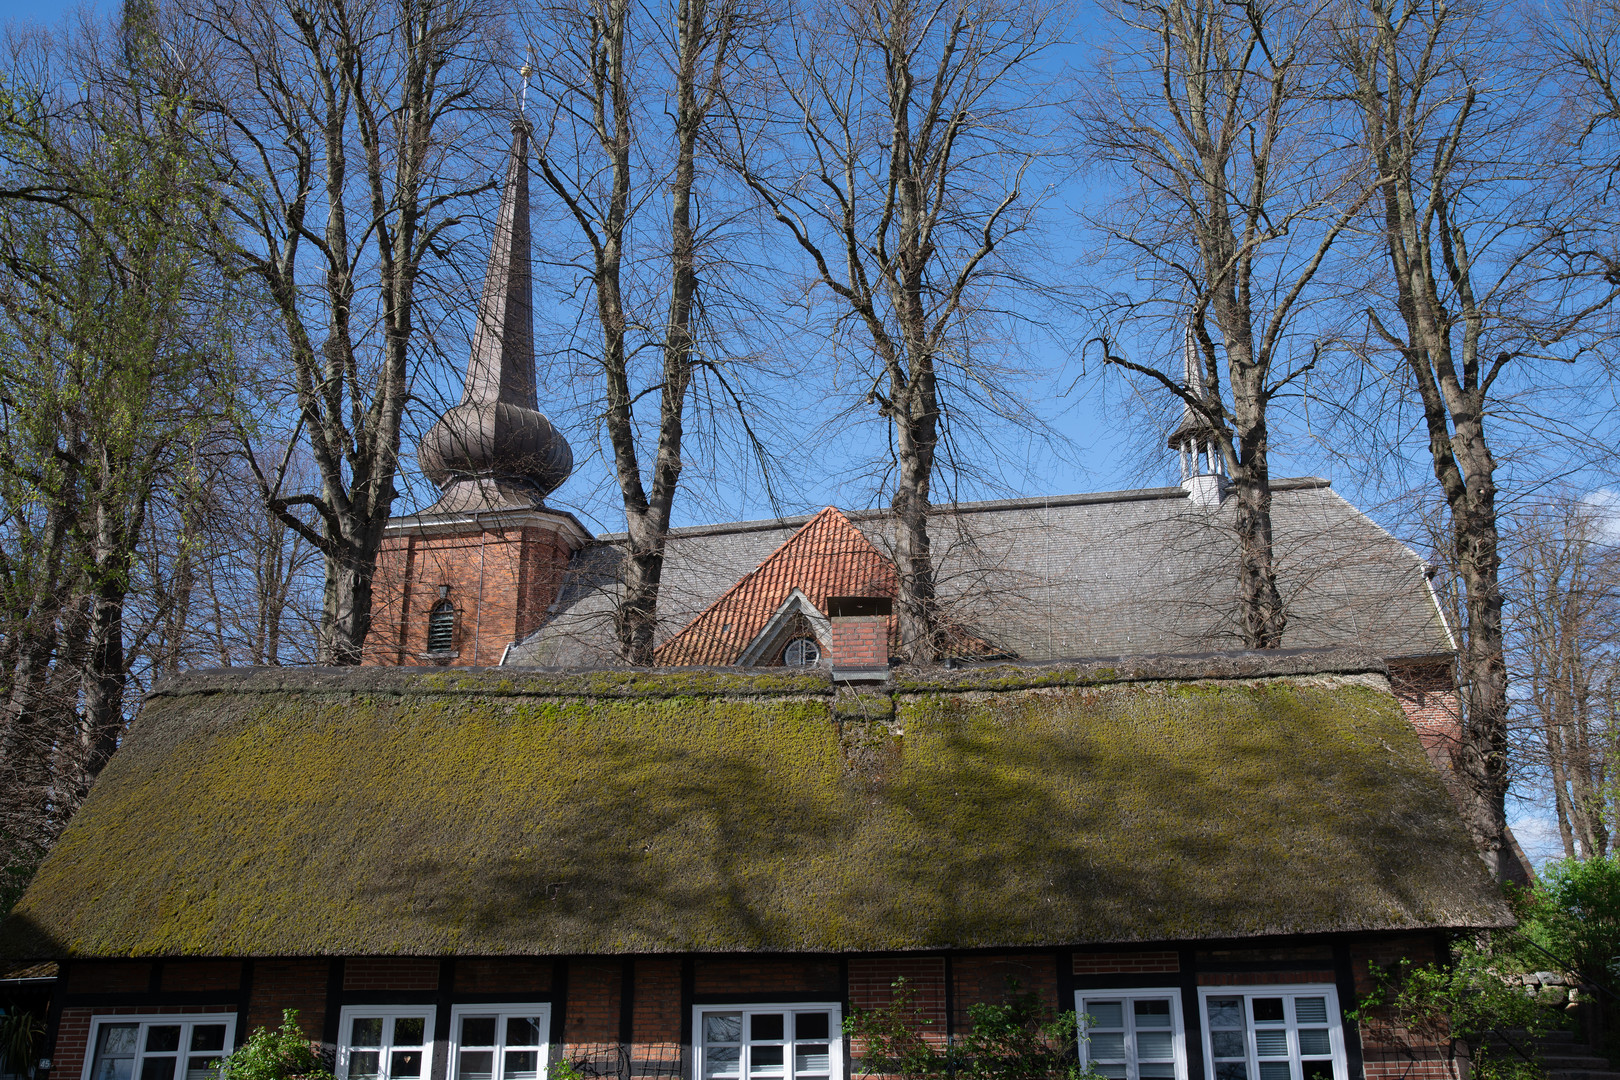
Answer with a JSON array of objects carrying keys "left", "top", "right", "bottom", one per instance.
[{"left": 0, "top": 652, "right": 1508, "bottom": 959}]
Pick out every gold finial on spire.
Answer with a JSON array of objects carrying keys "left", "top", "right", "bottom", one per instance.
[{"left": 519, "top": 55, "right": 533, "bottom": 115}]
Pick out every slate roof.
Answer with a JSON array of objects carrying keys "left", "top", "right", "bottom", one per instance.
[
  {"left": 655, "top": 507, "right": 898, "bottom": 665},
  {"left": 509, "top": 479, "right": 1452, "bottom": 667},
  {"left": 0, "top": 654, "right": 1508, "bottom": 959}
]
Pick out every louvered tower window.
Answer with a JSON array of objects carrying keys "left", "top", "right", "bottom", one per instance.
[{"left": 428, "top": 600, "right": 456, "bottom": 653}]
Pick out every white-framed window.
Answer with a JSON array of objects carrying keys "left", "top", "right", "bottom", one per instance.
[
  {"left": 448, "top": 1005, "right": 551, "bottom": 1080},
  {"left": 1076, "top": 990, "right": 1186, "bottom": 1080},
  {"left": 693, "top": 1004, "right": 842, "bottom": 1080},
  {"left": 337, "top": 1006, "right": 436, "bottom": 1080},
  {"left": 1197, "top": 986, "right": 1346, "bottom": 1080},
  {"left": 82, "top": 1015, "right": 236, "bottom": 1080}
]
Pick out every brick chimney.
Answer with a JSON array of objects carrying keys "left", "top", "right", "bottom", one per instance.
[{"left": 364, "top": 120, "right": 588, "bottom": 667}]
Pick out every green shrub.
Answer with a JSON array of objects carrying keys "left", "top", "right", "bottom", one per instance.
[
  {"left": 0, "top": 1009, "right": 44, "bottom": 1076},
  {"left": 220, "top": 1011, "right": 333, "bottom": 1080},
  {"left": 846, "top": 979, "right": 1091, "bottom": 1080},
  {"left": 1511, "top": 856, "right": 1620, "bottom": 985},
  {"left": 1349, "top": 944, "right": 1556, "bottom": 1080}
]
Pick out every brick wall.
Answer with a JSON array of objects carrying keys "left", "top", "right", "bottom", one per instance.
[
  {"left": 951, "top": 955, "right": 1056, "bottom": 1033},
  {"left": 848, "top": 958, "right": 947, "bottom": 1048},
  {"left": 1072, "top": 952, "right": 1179, "bottom": 975},
  {"left": 456, "top": 959, "right": 553, "bottom": 995},
  {"left": 365, "top": 523, "right": 574, "bottom": 667},
  {"left": 1388, "top": 660, "right": 1462, "bottom": 773},
  {"left": 828, "top": 617, "right": 889, "bottom": 668},
  {"left": 65, "top": 963, "right": 150, "bottom": 994},
  {"left": 161, "top": 962, "right": 242, "bottom": 993},
  {"left": 343, "top": 958, "right": 439, "bottom": 992},
  {"left": 693, "top": 958, "right": 841, "bottom": 997},
  {"left": 249, "top": 960, "right": 330, "bottom": 1038}
]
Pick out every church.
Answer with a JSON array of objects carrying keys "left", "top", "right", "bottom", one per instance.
[{"left": 0, "top": 121, "right": 1515, "bottom": 1080}]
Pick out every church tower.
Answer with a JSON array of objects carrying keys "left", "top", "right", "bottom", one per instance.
[
  {"left": 1168, "top": 323, "right": 1228, "bottom": 507},
  {"left": 364, "top": 120, "right": 589, "bottom": 667}
]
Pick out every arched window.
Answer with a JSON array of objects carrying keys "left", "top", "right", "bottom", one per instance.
[
  {"left": 427, "top": 600, "right": 456, "bottom": 654},
  {"left": 783, "top": 636, "right": 820, "bottom": 667}
]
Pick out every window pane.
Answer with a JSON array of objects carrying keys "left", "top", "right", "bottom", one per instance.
[
  {"left": 1302, "top": 1063, "right": 1333, "bottom": 1080},
  {"left": 750, "top": 1016, "right": 785, "bottom": 1042},
  {"left": 391, "top": 1050, "right": 424, "bottom": 1078},
  {"left": 140, "top": 1060, "right": 177, "bottom": 1080},
  {"left": 1087, "top": 1002, "right": 1124, "bottom": 1029},
  {"left": 1089, "top": 1034, "right": 1125, "bottom": 1061},
  {"left": 795, "top": 1046, "right": 831, "bottom": 1074},
  {"left": 394, "top": 1019, "right": 426, "bottom": 1047},
  {"left": 186, "top": 1058, "right": 223, "bottom": 1080},
  {"left": 705, "top": 1047, "right": 740, "bottom": 1080},
  {"left": 794, "top": 1015, "right": 830, "bottom": 1042},
  {"left": 706, "top": 1015, "right": 743, "bottom": 1045},
  {"left": 148, "top": 1028, "right": 183, "bottom": 1053},
  {"left": 459, "top": 1051, "right": 494, "bottom": 1080},
  {"left": 191, "top": 1028, "right": 227, "bottom": 1054},
  {"left": 352, "top": 1020, "right": 384, "bottom": 1049},
  {"left": 503, "top": 1051, "right": 539, "bottom": 1079},
  {"left": 1255, "top": 1032, "right": 1288, "bottom": 1058},
  {"left": 462, "top": 1019, "right": 497, "bottom": 1048},
  {"left": 1211, "top": 1032, "right": 1246, "bottom": 1059},
  {"left": 506, "top": 1019, "right": 542, "bottom": 1048},
  {"left": 1215, "top": 1064, "right": 1247, "bottom": 1080},
  {"left": 99, "top": 1025, "right": 141, "bottom": 1058},
  {"left": 751, "top": 1046, "right": 785, "bottom": 1072},
  {"left": 1294, "top": 1000, "right": 1328, "bottom": 1026},
  {"left": 1298, "top": 1032, "right": 1330, "bottom": 1057},
  {"left": 1095, "top": 1067, "right": 1127, "bottom": 1080},
  {"left": 1137, "top": 1032, "right": 1174, "bottom": 1060},
  {"left": 350, "top": 1052, "right": 381, "bottom": 1079},
  {"left": 1258, "top": 1063, "right": 1290, "bottom": 1080},
  {"left": 94, "top": 1059, "right": 135, "bottom": 1080},
  {"left": 1252, "top": 1000, "right": 1285, "bottom": 1024},
  {"left": 1134, "top": 1001, "right": 1172, "bottom": 1028},
  {"left": 1207, "top": 1000, "right": 1244, "bottom": 1029},
  {"left": 1141, "top": 1066, "right": 1176, "bottom": 1079}
]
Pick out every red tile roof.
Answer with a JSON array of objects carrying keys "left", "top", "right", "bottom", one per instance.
[{"left": 654, "top": 507, "right": 898, "bottom": 666}]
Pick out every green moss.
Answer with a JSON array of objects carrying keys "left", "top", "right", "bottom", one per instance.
[{"left": 0, "top": 667, "right": 1505, "bottom": 960}]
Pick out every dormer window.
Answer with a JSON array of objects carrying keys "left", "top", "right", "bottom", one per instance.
[
  {"left": 783, "top": 636, "right": 821, "bottom": 667},
  {"left": 428, "top": 599, "right": 456, "bottom": 654}
]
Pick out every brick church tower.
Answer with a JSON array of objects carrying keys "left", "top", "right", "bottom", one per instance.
[{"left": 364, "top": 121, "right": 588, "bottom": 667}]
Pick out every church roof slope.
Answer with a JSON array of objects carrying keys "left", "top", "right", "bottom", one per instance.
[
  {"left": 510, "top": 480, "right": 1452, "bottom": 667},
  {"left": 0, "top": 654, "right": 1506, "bottom": 960}
]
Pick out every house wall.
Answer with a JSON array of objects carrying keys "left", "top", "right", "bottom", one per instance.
[
  {"left": 366, "top": 526, "right": 573, "bottom": 667},
  {"left": 42, "top": 936, "right": 1450, "bottom": 1080}
]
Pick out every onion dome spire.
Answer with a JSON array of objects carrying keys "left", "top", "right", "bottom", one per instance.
[{"left": 418, "top": 119, "right": 573, "bottom": 506}]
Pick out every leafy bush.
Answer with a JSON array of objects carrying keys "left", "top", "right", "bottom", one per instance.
[
  {"left": 220, "top": 1011, "right": 333, "bottom": 1080},
  {"left": 0, "top": 1010, "right": 44, "bottom": 1076},
  {"left": 1510, "top": 856, "right": 1620, "bottom": 985},
  {"left": 1348, "top": 945, "right": 1557, "bottom": 1080},
  {"left": 846, "top": 979, "right": 1090, "bottom": 1080}
]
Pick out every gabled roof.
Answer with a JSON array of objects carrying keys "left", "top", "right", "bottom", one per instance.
[
  {"left": 654, "top": 507, "right": 897, "bottom": 666},
  {"left": 510, "top": 480, "right": 1453, "bottom": 668},
  {"left": 0, "top": 653, "right": 1508, "bottom": 960}
]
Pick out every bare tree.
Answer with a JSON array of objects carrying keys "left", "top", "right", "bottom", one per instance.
[
  {"left": 725, "top": 0, "right": 1054, "bottom": 661},
  {"left": 1330, "top": 0, "right": 1620, "bottom": 874},
  {"left": 1083, "top": 0, "right": 1373, "bottom": 650},
  {"left": 527, "top": 0, "right": 768, "bottom": 664},
  {"left": 169, "top": 0, "right": 507, "bottom": 664},
  {"left": 1507, "top": 497, "right": 1620, "bottom": 861}
]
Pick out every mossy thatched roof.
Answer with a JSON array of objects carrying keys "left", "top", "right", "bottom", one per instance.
[{"left": 0, "top": 654, "right": 1508, "bottom": 959}]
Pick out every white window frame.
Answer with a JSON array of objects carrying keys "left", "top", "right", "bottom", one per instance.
[
  {"left": 1074, "top": 989, "right": 1188, "bottom": 1080},
  {"left": 691, "top": 1002, "right": 844, "bottom": 1080},
  {"left": 446, "top": 1005, "right": 553, "bottom": 1080},
  {"left": 80, "top": 1014, "right": 238, "bottom": 1080},
  {"left": 1196, "top": 985, "right": 1347, "bottom": 1080},
  {"left": 336, "top": 1005, "right": 438, "bottom": 1080}
]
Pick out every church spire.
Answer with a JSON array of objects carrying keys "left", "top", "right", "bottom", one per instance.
[
  {"left": 1168, "top": 320, "right": 1227, "bottom": 506},
  {"left": 418, "top": 119, "right": 573, "bottom": 507}
]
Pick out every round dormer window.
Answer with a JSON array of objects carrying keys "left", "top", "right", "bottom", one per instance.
[{"left": 783, "top": 636, "right": 821, "bottom": 667}]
